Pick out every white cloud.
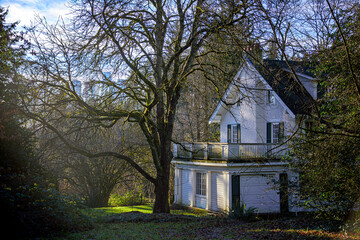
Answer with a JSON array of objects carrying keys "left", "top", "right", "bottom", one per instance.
[{"left": 1, "top": 0, "right": 71, "bottom": 27}]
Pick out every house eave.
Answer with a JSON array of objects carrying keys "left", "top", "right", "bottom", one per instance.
[
  {"left": 209, "top": 61, "right": 249, "bottom": 124},
  {"left": 281, "top": 68, "right": 315, "bottom": 81},
  {"left": 209, "top": 103, "right": 224, "bottom": 124},
  {"left": 172, "top": 159, "right": 288, "bottom": 167},
  {"left": 246, "top": 60, "right": 297, "bottom": 119}
]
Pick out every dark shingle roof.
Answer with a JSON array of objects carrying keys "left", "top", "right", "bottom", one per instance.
[{"left": 253, "top": 59, "right": 316, "bottom": 115}]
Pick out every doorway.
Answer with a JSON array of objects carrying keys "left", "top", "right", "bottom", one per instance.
[
  {"left": 231, "top": 175, "right": 240, "bottom": 207},
  {"left": 279, "top": 173, "right": 289, "bottom": 214}
]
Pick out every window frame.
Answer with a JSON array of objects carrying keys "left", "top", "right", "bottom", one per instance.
[
  {"left": 272, "top": 122, "right": 280, "bottom": 144},
  {"left": 196, "top": 172, "right": 207, "bottom": 196},
  {"left": 267, "top": 122, "right": 284, "bottom": 144},
  {"left": 266, "top": 90, "right": 276, "bottom": 105},
  {"left": 227, "top": 124, "right": 241, "bottom": 143},
  {"left": 232, "top": 125, "right": 238, "bottom": 143}
]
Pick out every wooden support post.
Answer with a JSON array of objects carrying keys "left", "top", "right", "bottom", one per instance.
[
  {"left": 223, "top": 145, "right": 229, "bottom": 160},
  {"left": 206, "top": 171, "right": 212, "bottom": 210},
  {"left": 191, "top": 169, "right": 196, "bottom": 207},
  {"left": 204, "top": 143, "right": 208, "bottom": 160}
]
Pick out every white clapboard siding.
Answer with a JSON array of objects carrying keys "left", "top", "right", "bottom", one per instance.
[
  {"left": 181, "top": 170, "right": 193, "bottom": 206},
  {"left": 196, "top": 195, "right": 207, "bottom": 209},
  {"left": 240, "top": 175, "right": 280, "bottom": 213},
  {"left": 213, "top": 172, "right": 225, "bottom": 210},
  {"left": 211, "top": 172, "right": 218, "bottom": 210}
]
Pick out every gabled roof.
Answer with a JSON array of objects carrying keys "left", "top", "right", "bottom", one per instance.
[
  {"left": 253, "top": 59, "right": 316, "bottom": 115},
  {"left": 209, "top": 58, "right": 316, "bottom": 123}
]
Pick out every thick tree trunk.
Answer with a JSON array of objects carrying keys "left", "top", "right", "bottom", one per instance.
[
  {"left": 153, "top": 174, "right": 170, "bottom": 213},
  {"left": 152, "top": 141, "right": 172, "bottom": 213}
]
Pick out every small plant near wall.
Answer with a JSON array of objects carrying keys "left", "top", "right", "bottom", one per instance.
[{"left": 229, "top": 202, "right": 258, "bottom": 222}]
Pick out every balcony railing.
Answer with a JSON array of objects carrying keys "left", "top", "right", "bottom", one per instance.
[{"left": 173, "top": 142, "right": 287, "bottom": 161}]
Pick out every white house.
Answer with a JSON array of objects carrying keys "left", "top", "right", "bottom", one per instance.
[{"left": 172, "top": 57, "right": 317, "bottom": 214}]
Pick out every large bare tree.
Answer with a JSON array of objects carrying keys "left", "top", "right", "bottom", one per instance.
[{"left": 21, "top": 0, "right": 250, "bottom": 213}]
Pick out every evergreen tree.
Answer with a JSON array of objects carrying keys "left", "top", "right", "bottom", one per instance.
[{"left": 0, "top": 7, "right": 93, "bottom": 238}]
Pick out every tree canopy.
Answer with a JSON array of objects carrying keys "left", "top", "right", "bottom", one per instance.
[{"left": 21, "top": 0, "right": 250, "bottom": 213}]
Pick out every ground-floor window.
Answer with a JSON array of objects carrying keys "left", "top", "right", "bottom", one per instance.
[{"left": 196, "top": 172, "right": 206, "bottom": 196}]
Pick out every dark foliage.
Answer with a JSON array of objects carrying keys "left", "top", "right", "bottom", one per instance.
[
  {"left": 0, "top": 7, "right": 93, "bottom": 238},
  {"left": 228, "top": 201, "right": 258, "bottom": 222},
  {"left": 288, "top": 3, "right": 360, "bottom": 221}
]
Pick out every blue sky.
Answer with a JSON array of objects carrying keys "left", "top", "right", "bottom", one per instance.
[{"left": 0, "top": 0, "right": 70, "bottom": 27}]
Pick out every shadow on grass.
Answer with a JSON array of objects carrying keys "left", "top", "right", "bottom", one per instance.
[
  {"left": 64, "top": 216, "right": 359, "bottom": 240},
  {"left": 235, "top": 228, "right": 357, "bottom": 239},
  {"left": 78, "top": 206, "right": 359, "bottom": 239}
]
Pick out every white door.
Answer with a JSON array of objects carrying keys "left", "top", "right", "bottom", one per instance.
[
  {"left": 240, "top": 174, "right": 280, "bottom": 213},
  {"left": 211, "top": 173, "right": 225, "bottom": 210},
  {"left": 181, "top": 170, "right": 192, "bottom": 206}
]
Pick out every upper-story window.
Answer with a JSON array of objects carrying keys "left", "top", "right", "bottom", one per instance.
[
  {"left": 272, "top": 123, "right": 281, "bottom": 143},
  {"left": 267, "top": 122, "right": 284, "bottom": 143},
  {"left": 227, "top": 124, "right": 241, "bottom": 143},
  {"left": 266, "top": 90, "right": 276, "bottom": 105}
]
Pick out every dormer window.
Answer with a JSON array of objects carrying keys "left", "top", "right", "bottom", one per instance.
[
  {"left": 267, "top": 122, "right": 284, "bottom": 144},
  {"left": 227, "top": 124, "right": 241, "bottom": 143},
  {"left": 266, "top": 90, "right": 275, "bottom": 105},
  {"left": 236, "top": 94, "right": 242, "bottom": 106}
]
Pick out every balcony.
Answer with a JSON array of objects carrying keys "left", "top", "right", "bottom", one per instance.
[{"left": 173, "top": 142, "right": 287, "bottom": 161}]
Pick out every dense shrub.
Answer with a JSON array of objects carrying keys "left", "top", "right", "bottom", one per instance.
[
  {"left": 229, "top": 202, "right": 258, "bottom": 221},
  {"left": 109, "top": 190, "right": 146, "bottom": 206},
  {"left": 342, "top": 208, "right": 360, "bottom": 234},
  {"left": 0, "top": 96, "right": 93, "bottom": 237},
  {"left": 0, "top": 168, "right": 94, "bottom": 238}
]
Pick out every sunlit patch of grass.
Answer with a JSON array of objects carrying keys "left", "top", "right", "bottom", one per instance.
[
  {"left": 81, "top": 204, "right": 208, "bottom": 221},
  {"left": 171, "top": 207, "right": 209, "bottom": 216},
  {"left": 81, "top": 205, "right": 154, "bottom": 221},
  {"left": 97, "top": 205, "right": 154, "bottom": 214}
]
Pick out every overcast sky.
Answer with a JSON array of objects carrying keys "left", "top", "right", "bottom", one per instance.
[{"left": 1, "top": 0, "right": 70, "bottom": 27}]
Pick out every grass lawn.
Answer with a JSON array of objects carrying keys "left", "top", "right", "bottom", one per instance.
[
  {"left": 82, "top": 205, "right": 154, "bottom": 221},
  {"left": 53, "top": 205, "right": 359, "bottom": 240},
  {"left": 81, "top": 205, "right": 208, "bottom": 222}
]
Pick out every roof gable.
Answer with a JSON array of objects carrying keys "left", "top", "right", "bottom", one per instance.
[
  {"left": 209, "top": 58, "right": 316, "bottom": 123},
  {"left": 254, "top": 59, "right": 316, "bottom": 115}
]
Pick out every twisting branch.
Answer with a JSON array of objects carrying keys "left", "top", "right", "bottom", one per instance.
[
  {"left": 325, "top": 0, "right": 360, "bottom": 98},
  {"left": 22, "top": 109, "right": 156, "bottom": 184}
]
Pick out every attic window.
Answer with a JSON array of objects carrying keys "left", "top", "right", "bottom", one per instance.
[
  {"left": 266, "top": 90, "right": 275, "bottom": 105},
  {"left": 267, "top": 122, "right": 284, "bottom": 144},
  {"left": 236, "top": 97, "right": 241, "bottom": 106}
]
